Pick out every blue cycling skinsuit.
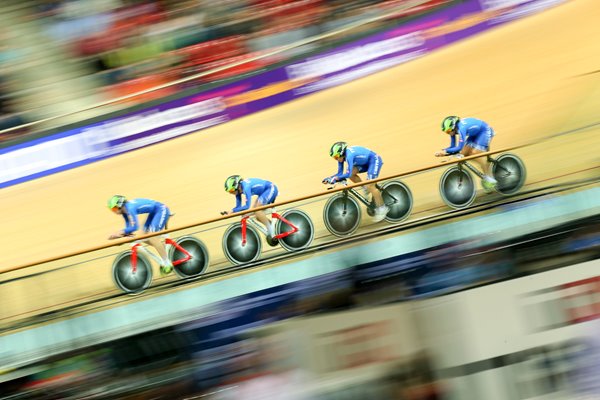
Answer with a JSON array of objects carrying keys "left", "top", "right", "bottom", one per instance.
[
  {"left": 331, "top": 146, "right": 383, "bottom": 181},
  {"left": 232, "top": 178, "right": 279, "bottom": 213},
  {"left": 121, "top": 198, "right": 170, "bottom": 235},
  {"left": 445, "top": 117, "right": 495, "bottom": 154}
]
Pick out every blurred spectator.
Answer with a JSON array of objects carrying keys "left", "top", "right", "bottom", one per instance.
[
  {"left": 389, "top": 352, "right": 446, "bottom": 400},
  {"left": 0, "top": 0, "right": 445, "bottom": 141},
  {"left": 0, "top": 75, "right": 28, "bottom": 139},
  {"left": 212, "top": 335, "right": 312, "bottom": 400}
]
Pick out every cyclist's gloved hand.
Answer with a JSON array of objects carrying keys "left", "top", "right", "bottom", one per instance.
[{"left": 322, "top": 176, "right": 333, "bottom": 184}]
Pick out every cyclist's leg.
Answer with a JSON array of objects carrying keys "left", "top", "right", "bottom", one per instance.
[
  {"left": 145, "top": 207, "right": 172, "bottom": 273},
  {"left": 349, "top": 166, "right": 363, "bottom": 184},
  {"left": 255, "top": 185, "right": 278, "bottom": 237},
  {"left": 465, "top": 129, "right": 496, "bottom": 186},
  {"left": 350, "top": 166, "right": 371, "bottom": 198},
  {"left": 367, "top": 155, "right": 384, "bottom": 208}
]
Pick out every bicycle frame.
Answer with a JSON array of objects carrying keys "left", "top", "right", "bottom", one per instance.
[
  {"left": 456, "top": 155, "right": 509, "bottom": 179},
  {"left": 239, "top": 212, "right": 298, "bottom": 246},
  {"left": 129, "top": 237, "right": 192, "bottom": 273},
  {"left": 458, "top": 161, "right": 485, "bottom": 179},
  {"left": 331, "top": 182, "right": 387, "bottom": 208},
  {"left": 457, "top": 156, "right": 506, "bottom": 179}
]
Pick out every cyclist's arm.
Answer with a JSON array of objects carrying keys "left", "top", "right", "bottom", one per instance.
[
  {"left": 232, "top": 187, "right": 252, "bottom": 212},
  {"left": 122, "top": 213, "right": 139, "bottom": 235},
  {"left": 444, "top": 131, "right": 466, "bottom": 154},
  {"left": 336, "top": 161, "right": 344, "bottom": 176},
  {"left": 324, "top": 161, "right": 345, "bottom": 182},
  {"left": 336, "top": 157, "right": 354, "bottom": 180}
]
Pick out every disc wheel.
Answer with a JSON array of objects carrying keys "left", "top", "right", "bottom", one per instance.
[
  {"left": 323, "top": 194, "right": 361, "bottom": 237},
  {"left": 439, "top": 166, "right": 476, "bottom": 209},
  {"left": 170, "top": 236, "right": 210, "bottom": 279},
  {"left": 112, "top": 251, "right": 153, "bottom": 295},
  {"left": 492, "top": 153, "right": 527, "bottom": 195},
  {"left": 275, "top": 209, "right": 314, "bottom": 251},
  {"left": 222, "top": 223, "right": 262, "bottom": 265},
  {"left": 381, "top": 180, "right": 413, "bottom": 223}
]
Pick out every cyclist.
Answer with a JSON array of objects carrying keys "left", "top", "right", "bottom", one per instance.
[
  {"left": 322, "top": 142, "right": 389, "bottom": 222},
  {"left": 222, "top": 175, "right": 280, "bottom": 245},
  {"left": 107, "top": 195, "right": 174, "bottom": 276},
  {"left": 435, "top": 116, "right": 498, "bottom": 191}
]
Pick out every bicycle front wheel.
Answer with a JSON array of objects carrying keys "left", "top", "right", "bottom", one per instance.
[
  {"left": 276, "top": 209, "right": 314, "bottom": 252},
  {"left": 170, "top": 236, "right": 210, "bottom": 279},
  {"left": 112, "top": 251, "right": 153, "bottom": 295},
  {"left": 492, "top": 153, "right": 526, "bottom": 195},
  {"left": 222, "top": 223, "right": 262, "bottom": 265},
  {"left": 439, "top": 166, "right": 476, "bottom": 209},
  {"left": 323, "top": 194, "right": 361, "bottom": 237}
]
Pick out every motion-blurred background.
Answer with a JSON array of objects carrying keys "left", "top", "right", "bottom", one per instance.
[
  {"left": 1, "top": 0, "right": 600, "bottom": 399},
  {"left": 0, "top": 0, "right": 432, "bottom": 136}
]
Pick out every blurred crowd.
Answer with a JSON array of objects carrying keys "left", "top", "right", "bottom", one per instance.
[{"left": 0, "top": 0, "right": 443, "bottom": 141}]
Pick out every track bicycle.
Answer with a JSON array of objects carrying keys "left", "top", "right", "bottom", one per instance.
[
  {"left": 322, "top": 179, "right": 413, "bottom": 237},
  {"left": 111, "top": 235, "right": 209, "bottom": 295},
  {"left": 222, "top": 208, "right": 314, "bottom": 265},
  {"left": 439, "top": 153, "right": 527, "bottom": 209}
]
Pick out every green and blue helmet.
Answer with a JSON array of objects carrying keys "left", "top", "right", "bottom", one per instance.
[
  {"left": 108, "top": 195, "right": 126, "bottom": 209},
  {"left": 329, "top": 141, "right": 348, "bottom": 158},
  {"left": 224, "top": 175, "right": 242, "bottom": 193},
  {"left": 441, "top": 116, "right": 460, "bottom": 132}
]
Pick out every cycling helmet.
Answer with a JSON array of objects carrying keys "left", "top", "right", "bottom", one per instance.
[
  {"left": 441, "top": 116, "right": 459, "bottom": 132},
  {"left": 108, "top": 195, "right": 126, "bottom": 209},
  {"left": 329, "top": 141, "right": 348, "bottom": 158},
  {"left": 224, "top": 175, "right": 242, "bottom": 192}
]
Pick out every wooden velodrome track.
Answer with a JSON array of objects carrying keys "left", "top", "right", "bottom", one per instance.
[{"left": 1, "top": 0, "right": 599, "bottom": 323}]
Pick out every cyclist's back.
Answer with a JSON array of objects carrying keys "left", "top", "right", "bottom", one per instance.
[
  {"left": 458, "top": 117, "right": 491, "bottom": 139},
  {"left": 345, "top": 146, "right": 377, "bottom": 167},
  {"left": 123, "top": 198, "right": 165, "bottom": 216},
  {"left": 241, "top": 178, "right": 274, "bottom": 196}
]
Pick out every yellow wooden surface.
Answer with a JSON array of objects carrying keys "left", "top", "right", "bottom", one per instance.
[{"left": 1, "top": 0, "right": 599, "bottom": 299}]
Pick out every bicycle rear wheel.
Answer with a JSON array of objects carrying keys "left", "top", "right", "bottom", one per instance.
[
  {"left": 492, "top": 153, "right": 526, "bottom": 195},
  {"left": 439, "top": 166, "right": 476, "bottom": 209},
  {"left": 112, "top": 251, "right": 153, "bottom": 295},
  {"left": 276, "top": 209, "right": 314, "bottom": 252},
  {"left": 381, "top": 180, "right": 413, "bottom": 223},
  {"left": 323, "top": 193, "right": 361, "bottom": 237},
  {"left": 170, "top": 236, "right": 210, "bottom": 279},
  {"left": 222, "top": 223, "right": 262, "bottom": 265}
]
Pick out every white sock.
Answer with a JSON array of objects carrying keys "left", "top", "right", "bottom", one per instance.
[
  {"left": 163, "top": 258, "right": 171, "bottom": 266},
  {"left": 267, "top": 222, "right": 275, "bottom": 237},
  {"left": 484, "top": 175, "right": 497, "bottom": 183}
]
